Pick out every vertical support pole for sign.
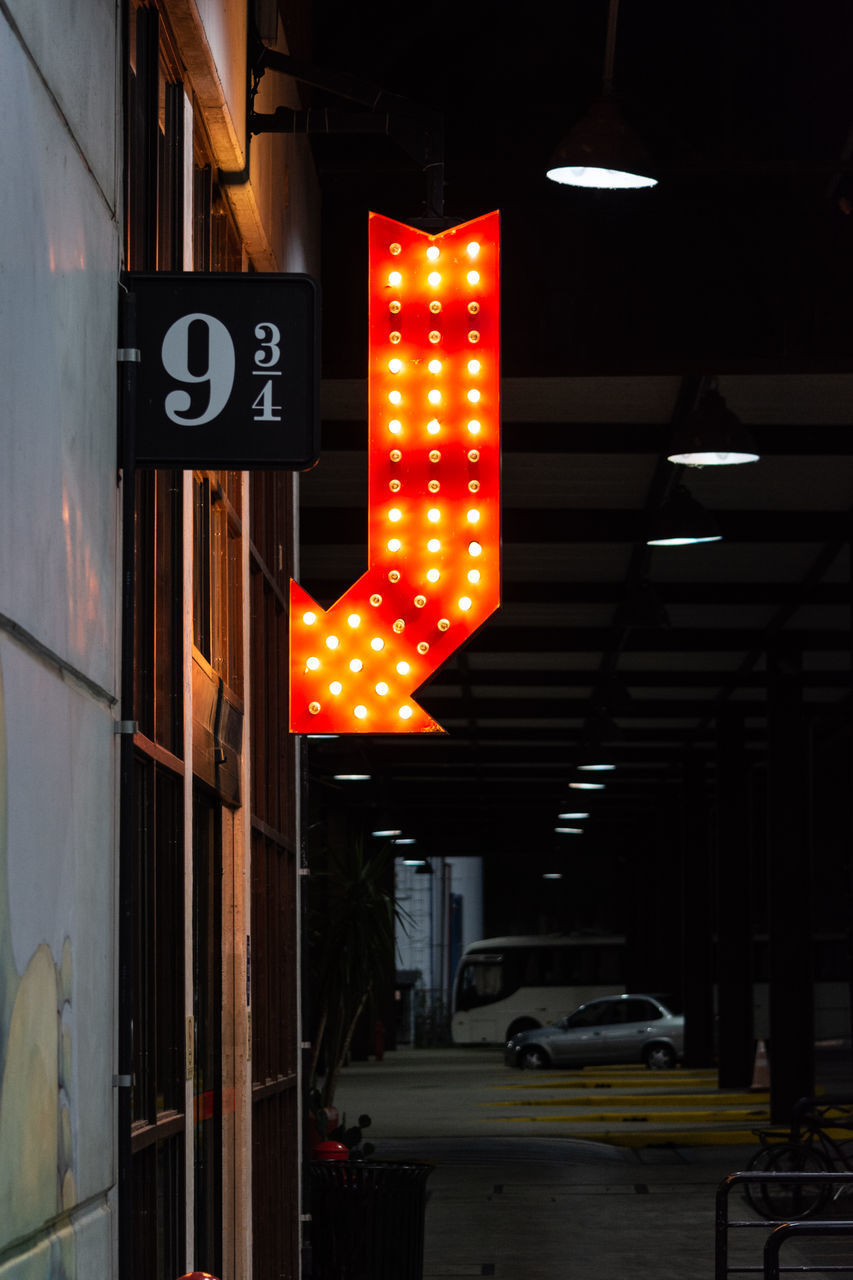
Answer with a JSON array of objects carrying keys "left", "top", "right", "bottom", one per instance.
[
  {"left": 117, "top": 288, "right": 138, "bottom": 1280},
  {"left": 767, "top": 639, "right": 814, "bottom": 1123}
]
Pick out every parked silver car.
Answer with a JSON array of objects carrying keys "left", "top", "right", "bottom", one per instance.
[{"left": 504, "top": 993, "right": 684, "bottom": 1070}]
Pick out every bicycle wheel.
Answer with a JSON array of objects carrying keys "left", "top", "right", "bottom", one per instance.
[
  {"left": 759, "top": 1143, "right": 831, "bottom": 1220},
  {"left": 743, "top": 1144, "right": 778, "bottom": 1216}
]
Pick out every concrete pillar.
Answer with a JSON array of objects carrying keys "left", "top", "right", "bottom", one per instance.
[
  {"left": 767, "top": 640, "right": 814, "bottom": 1122},
  {"left": 715, "top": 708, "right": 754, "bottom": 1087},
  {"left": 682, "top": 754, "right": 716, "bottom": 1065}
]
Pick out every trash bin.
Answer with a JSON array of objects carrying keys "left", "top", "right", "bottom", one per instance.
[{"left": 309, "top": 1160, "right": 433, "bottom": 1280}]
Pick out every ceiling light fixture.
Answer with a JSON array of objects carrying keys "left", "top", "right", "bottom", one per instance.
[
  {"left": 555, "top": 826, "right": 584, "bottom": 834},
  {"left": 668, "top": 385, "right": 759, "bottom": 467},
  {"left": 646, "top": 485, "right": 722, "bottom": 547},
  {"left": 569, "top": 781, "right": 606, "bottom": 790},
  {"left": 578, "top": 763, "right": 615, "bottom": 771},
  {"left": 546, "top": 0, "right": 657, "bottom": 191},
  {"left": 372, "top": 828, "right": 403, "bottom": 838},
  {"left": 558, "top": 812, "right": 590, "bottom": 820},
  {"left": 333, "top": 773, "right": 372, "bottom": 781},
  {"left": 543, "top": 872, "right": 564, "bottom": 880}
]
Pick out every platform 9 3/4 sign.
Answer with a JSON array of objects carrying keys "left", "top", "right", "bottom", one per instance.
[{"left": 128, "top": 272, "right": 320, "bottom": 469}]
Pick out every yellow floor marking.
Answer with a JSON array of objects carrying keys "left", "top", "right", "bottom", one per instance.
[{"left": 494, "top": 1108, "right": 769, "bottom": 1124}]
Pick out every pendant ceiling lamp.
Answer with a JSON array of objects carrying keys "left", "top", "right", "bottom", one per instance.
[
  {"left": 668, "top": 384, "right": 760, "bottom": 467},
  {"left": 646, "top": 485, "right": 722, "bottom": 547},
  {"left": 546, "top": 0, "right": 657, "bottom": 190}
]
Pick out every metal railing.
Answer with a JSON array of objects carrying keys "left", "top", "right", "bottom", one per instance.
[
  {"left": 715, "top": 1171, "right": 853, "bottom": 1279},
  {"left": 764, "top": 1221, "right": 853, "bottom": 1280}
]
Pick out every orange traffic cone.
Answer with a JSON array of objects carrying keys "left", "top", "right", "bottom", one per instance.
[{"left": 751, "top": 1038, "right": 770, "bottom": 1090}]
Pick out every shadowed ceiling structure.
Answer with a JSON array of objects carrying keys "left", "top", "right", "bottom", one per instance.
[{"left": 287, "top": 1, "right": 853, "bottom": 921}]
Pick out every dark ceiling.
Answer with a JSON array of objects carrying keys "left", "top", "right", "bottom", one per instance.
[{"left": 287, "top": 1, "right": 853, "bottom": 926}]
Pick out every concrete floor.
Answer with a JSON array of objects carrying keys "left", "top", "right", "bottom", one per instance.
[{"left": 326, "top": 1045, "right": 853, "bottom": 1279}]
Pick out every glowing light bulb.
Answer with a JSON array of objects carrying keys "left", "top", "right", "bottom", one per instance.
[
  {"left": 427, "top": 508, "right": 441, "bottom": 523},
  {"left": 467, "top": 241, "right": 480, "bottom": 258},
  {"left": 467, "top": 389, "right": 480, "bottom": 403},
  {"left": 427, "top": 538, "right": 441, "bottom": 552},
  {"left": 467, "top": 569, "right": 481, "bottom": 584},
  {"left": 354, "top": 705, "right": 367, "bottom": 720},
  {"left": 376, "top": 682, "right": 389, "bottom": 696},
  {"left": 329, "top": 681, "right": 342, "bottom": 695},
  {"left": 306, "top": 656, "right": 320, "bottom": 670},
  {"left": 458, "top": 596, "right": 472, "bottom": 611},
  {"left": 388, "top": 508, "right": 402, "bottom": 522},
  {"left": 396, "top": 661, "right": 410, "bottom": 675},
  {"left": 427, "top": 419, "right": 441, "bottom": 434},
  {"left": 399, "top": 706, "right": 413, "bottom": 720},
  {"left": 467, "top": 509, "right": 480, "bottom": 523},
  {"left": 389, "top": 390, "right": 402, "bottom": 405},
  {"left": 428, "top": 389, "right": 441, "bottom": 405},
  {"left": 428, "top": 359, "right": 442, "bottom": 374},
  {"left": 388, "top": 419, "right": 402, "bottom": 434},
  {"left": 468, "top": 541, "right": 482, "bottom": 556},
  {"left": 371, "top": 637, "right": 384, "bottom": 651},
  {"left": 467, "top": 270, "right": 480, "bottom": 285},
  {"left": 467, "top": 359, "right": 481, "bottom": 374},
  {"left": 426, "top": 245, "right": 440, "bottom": 260},
  {"left": 326, "top": 635, "right": 339, "bottom": 649},
  {"left": 388, "top": 271, "right": 402, "bottom": 287},
  {"left": 347, "top": 613, "right": 361, "bottom": 628},
  {"left": 428, "top": 271, "right": 441, "bottom": 287},
  {"left": 427, "top": 568, "right": 440, "bottom": 583},
  {"left": 388, "top": 358, "right": 403, "bottom": 374},
  {"left": 467, "top": 420, "right": 481, "bottom": 435},
  {"left": 387, "top": 538, "right": 402, "bottom": 552},
  {"left": 302, "top": 611, "right": 317, "bottom": 625},
  {"left": 349, "top": 658, "right": 363, "bottom": 672}
]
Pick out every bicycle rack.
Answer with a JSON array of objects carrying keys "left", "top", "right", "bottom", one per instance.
[
  {"left": 764, "top": 1222, "right": 853, "bottom": 1280},
  {"left": 715, "top": 1171, "right": 853, "bottom": 1280}
]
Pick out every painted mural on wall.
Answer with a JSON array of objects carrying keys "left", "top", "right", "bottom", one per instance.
[{"left": 0, "top": 654, "right": 76, "bottom": 1278}]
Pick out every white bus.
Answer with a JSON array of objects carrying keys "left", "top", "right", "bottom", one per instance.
[{"left": 451, "top": 933, "right": 626, "bottom": 1045}]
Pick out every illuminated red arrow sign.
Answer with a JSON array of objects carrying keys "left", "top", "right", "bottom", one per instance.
[{"left": 289, "top": 211, "right": 500, "bottom": 734}]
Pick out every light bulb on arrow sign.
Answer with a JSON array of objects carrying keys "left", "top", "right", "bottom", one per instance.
[{"left": 289, "top": 210, "right": 501, "bottom": 734}]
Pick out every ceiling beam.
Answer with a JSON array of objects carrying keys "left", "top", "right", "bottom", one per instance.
[{"left": 299, "top": 507, "right": 849, "bottom": 543}]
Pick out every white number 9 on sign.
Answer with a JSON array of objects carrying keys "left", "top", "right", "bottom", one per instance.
[{"left": 161, "top": 312, "right": 235, "bottom": 425}]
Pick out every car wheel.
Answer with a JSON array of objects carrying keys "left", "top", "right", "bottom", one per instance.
[
  {"left": 506, "top": 1018, "right": 540, "bottom": 1040},
  {"left": 644, "top": 1042, "right": 676, "bottom": 1069},
  {"left": 520, "top": 1045, "right": 550, "bottom": 1070}
]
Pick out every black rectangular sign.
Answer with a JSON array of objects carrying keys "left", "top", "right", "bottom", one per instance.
[{"left": 127, "top": 272, "right": 320, "bottom": 469}]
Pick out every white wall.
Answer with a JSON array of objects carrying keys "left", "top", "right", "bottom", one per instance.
[
  {"left": 395, "top": 856, "right": 483, "bottom": 1000},
  {"left": 0, "top": 1, "right": 121, "bottom": 1275}
]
